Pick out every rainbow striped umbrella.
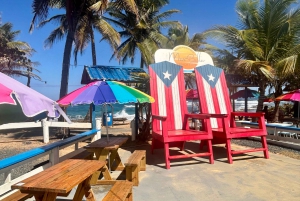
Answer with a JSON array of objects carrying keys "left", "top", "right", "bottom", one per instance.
[
  {"left": 57, "top": 80, "right": 154, "bottom": 106},
  {"left": 57, "top": 80, "right": 154, "bottom": 143}
]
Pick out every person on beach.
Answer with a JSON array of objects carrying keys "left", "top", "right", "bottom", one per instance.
[{"left": 263, "top": 105, "right": 269, "bottom": 121}]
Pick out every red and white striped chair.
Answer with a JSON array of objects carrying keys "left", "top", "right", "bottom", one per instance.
[
  {"left": 149, "top": 61, "right": 214, "bottom": 169},
  {"left": 194, "top": 64, "right": 269, "bottom": 164}
]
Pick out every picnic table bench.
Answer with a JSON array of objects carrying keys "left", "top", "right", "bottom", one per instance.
[
  {"left": 1, "top": 190, "right": 33, "bottom": 201},
  {"left": 113, "top": 117, "right": 128, "bottom": 124},
  {"left": 102, "top": 181, "right": 133, "bottom": 201},
  {"left": 125, "top": 150, "right": 146, "bottom": 186}
]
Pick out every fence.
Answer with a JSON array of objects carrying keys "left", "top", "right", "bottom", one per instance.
[
  {"left": 0, "top": 129, "right": 99, "bottom": 199},
  {"left": 0, "top": 118, "right": 102, "bottom": 143}
]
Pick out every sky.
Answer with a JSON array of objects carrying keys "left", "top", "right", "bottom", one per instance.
[{"left": 0, "top": 0, "right": 238, "bottom": 100}]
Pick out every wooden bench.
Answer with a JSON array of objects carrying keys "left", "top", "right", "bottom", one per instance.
[
  {"left": 124, "top": 150, "right": 146, "bottom": 186},
  {"left": 113, "top": 117, "right": 128, "bottom": 124},
  {"left": 102, "top": 181, "right": 133, "bottom": 201},
  {"left": 1, "top": 190, "right": 32, "bottom": 201}
]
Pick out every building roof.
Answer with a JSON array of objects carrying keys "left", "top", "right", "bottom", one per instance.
[{"left": 81, "top": 65, "right": 146, "bottom": 84}]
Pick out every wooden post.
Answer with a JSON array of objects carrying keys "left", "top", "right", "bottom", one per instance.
[
  {"left": 49, "top": 147, "right": 59, "bottom": 165},
  {"left": 41, "top": 119, "right": 49, "bottom": 143},
  {"left": 93, "top": 118, "right": 102, "bottom": 141}
]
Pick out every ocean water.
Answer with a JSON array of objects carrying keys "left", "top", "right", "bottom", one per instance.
[
  {"left": 66, "top": 100, "right": 262, "bottom": 121},
  {"left": 66, "top": 103, "right": 136, "bottom": 121}
]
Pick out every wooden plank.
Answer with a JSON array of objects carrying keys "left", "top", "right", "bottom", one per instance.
[
  {"left": 1, "top": 190, "right": 32, "bottom": 201},
  {"left": 124, "top": 150, "right": 145, "bottom": 166},
  {"left": 85, "top": 137, "right": 128, "bottom": 150},
  {"left": 12, "top": 159, "right": 105, "bottom": 194},
  {"left": 102, "top": 181, "right": 133, "bottom": 201}
]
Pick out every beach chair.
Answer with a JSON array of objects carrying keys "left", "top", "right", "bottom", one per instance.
[
  {"left": 194, "top": 64, "right": 269, "bottom": 164},
  {"left": 149, "top": 61, "right": 214, "bottom": 169}
]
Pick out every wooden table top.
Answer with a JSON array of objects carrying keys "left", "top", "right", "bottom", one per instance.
[
  {"left": 85, "top": 136, "right": 128, "bottom": 150},
  {"left": 11, "top": 159, "right": 105, "bottom": 194}
]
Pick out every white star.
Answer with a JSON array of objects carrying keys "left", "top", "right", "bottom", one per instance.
[
  {"left": 163, "top": 71, "right": 172, "bottom": 80},
  {"left": 208, "top": 74, "right": 215, "bottom": 82}
]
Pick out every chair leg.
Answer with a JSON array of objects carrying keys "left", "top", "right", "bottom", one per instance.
[
  {"left": 164, "top": 142, "right": 170, "bottom": 169},
  {"left": 226, "top": 139, "right": 233, "bottom": 164},
  {"left": 151, "top": 138, "right": 155, "bottom": 154},
  {"left": 180, "top": 141, "right": 185, "bottom": 151},
  {"left": 207, "top": 140, "right": 214, "bottom": 164},
  {"left": 261, "top": 136, "right": 269, "bottom": 159}
]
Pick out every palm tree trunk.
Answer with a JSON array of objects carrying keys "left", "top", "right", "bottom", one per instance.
[
  {"left": 256, "top": 87, "right": 266, "bottom": 112},
  {"left": 140, "top": 56, "right": 144, "bottom": 68},
  {"left": 90, "top": 24, "right": 97, "bottom": 65},
  {"left": 59, "top": 31, "right": 75, "bottom": 98},
  {"left": 256, "top": 84, "right": 267, "bottom": 112}
]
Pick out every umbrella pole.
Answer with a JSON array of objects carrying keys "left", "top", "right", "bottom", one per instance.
[
  {"left": 104, "top": 103, "right": 111, "bottom": 172},
  {"left": 105, "top": 104, "right": 109, "bottom": 142},
  {"left": 297, "top": 101, "right": 299, "bottom": 123}
]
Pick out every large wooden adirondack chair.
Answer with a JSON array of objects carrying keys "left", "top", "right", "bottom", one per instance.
[
  {"left": 194, "top": 64, "right": 269, "bottom": 164},
  {"left": 149, "top": 61, "right": 214, "bottom": 169}
]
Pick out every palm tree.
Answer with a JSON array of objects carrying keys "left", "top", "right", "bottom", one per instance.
[
  {"left": 204, "top": 0, "right": 300, "bottom": 121},
  {"left": 30, "top": 0, "right": 137, "bottom": 98},
  {"left": 165, "top": 24, "right": 214, "bottom": 51},
  {"left": 0, "top": 22, "right": 41, "bottom": 83},
  {"left": 73, "top": 5, "right": 121, "bottom": 66},
  {"left": 106, "top": 0, "right": 180, "bottom": 68},
  {"left": 164, "top": 24, "right": 217, "bottom": 89}
]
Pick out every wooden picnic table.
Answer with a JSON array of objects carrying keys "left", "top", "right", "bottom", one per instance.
[
  {"left": 11, "top": 159, "right": 105, "bottom": 201},
  {"left": 84, "top": 136, "right": 128, "bottom": 185}
]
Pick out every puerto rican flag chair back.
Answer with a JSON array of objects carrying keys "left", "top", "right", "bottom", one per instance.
[
  {"left": 194, "top": 65, "right": 232, "bottom": 129},
  {"left": 149, "top": 61, "right": 187, "bottom": 132},
  {"left": 194, "top": 64, "right": 269, "bottom": 164}
]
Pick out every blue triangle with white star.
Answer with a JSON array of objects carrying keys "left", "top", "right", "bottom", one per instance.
[
  {"left": 195, "top": 65, "right": 223, "bottom": 88},
  {"left": 150, "top": 61, "right": 182, "bottom": 87}
]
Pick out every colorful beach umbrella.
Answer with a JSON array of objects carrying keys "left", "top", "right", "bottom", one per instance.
[
  {"left": 230, "top": 88, "right": 259, "bottom": 99},
  {"left": 275, "top": 89, "right": 300, "bottom": 101},
  {"left": 57, "top": 80, "right": 154, "bottom": 150},
  {"left": 57, "top": 80, "right": 155, "bottom": 106},
  {"left": 186, "top": 89, "right": 198, "bottom": 100},
  {"left": 275, "top": 89, "right": 300, "bottom": 118},
  {"left": 0, "top": 72, "right": 61, "bottom": 118},
  {"left": 263, "top": 93, "right": 275, "bottom": 102},
  {"left": 0, "top": 83, "right": 16, "bottom": 105}
]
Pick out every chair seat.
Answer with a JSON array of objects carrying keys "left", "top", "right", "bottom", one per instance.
[{"left": 152, "top": 130, "right": 213, "bottom": 142}]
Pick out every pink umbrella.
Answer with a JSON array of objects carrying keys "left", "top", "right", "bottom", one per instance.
[
  {"left": 275, "top": 89, "right": 300, "bottom": 101},
  {"left": 0, "top": 72, "right": 61, "bottom": 118},
  {"left": 0, "top": 83, "right": 16, "bottom": 105},
  {"left": 186, "top": 89, "right": 198, "bottom": 99},
  {"left": 275, "top": 89, "right": 300, "bottom": 118}
]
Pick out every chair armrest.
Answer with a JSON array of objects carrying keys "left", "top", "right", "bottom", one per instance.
[
  {"left": 210, "top": 114, "right": 228, "bottom": 118},
  {"left": 185, "top": 113, "right": 211, "bottom": 119},
  {"left": 232, "top": 112, "right": 264, "bottom": 117},
  {"left": 152, "top": 114, "right": 167, "bottom": 121}
]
